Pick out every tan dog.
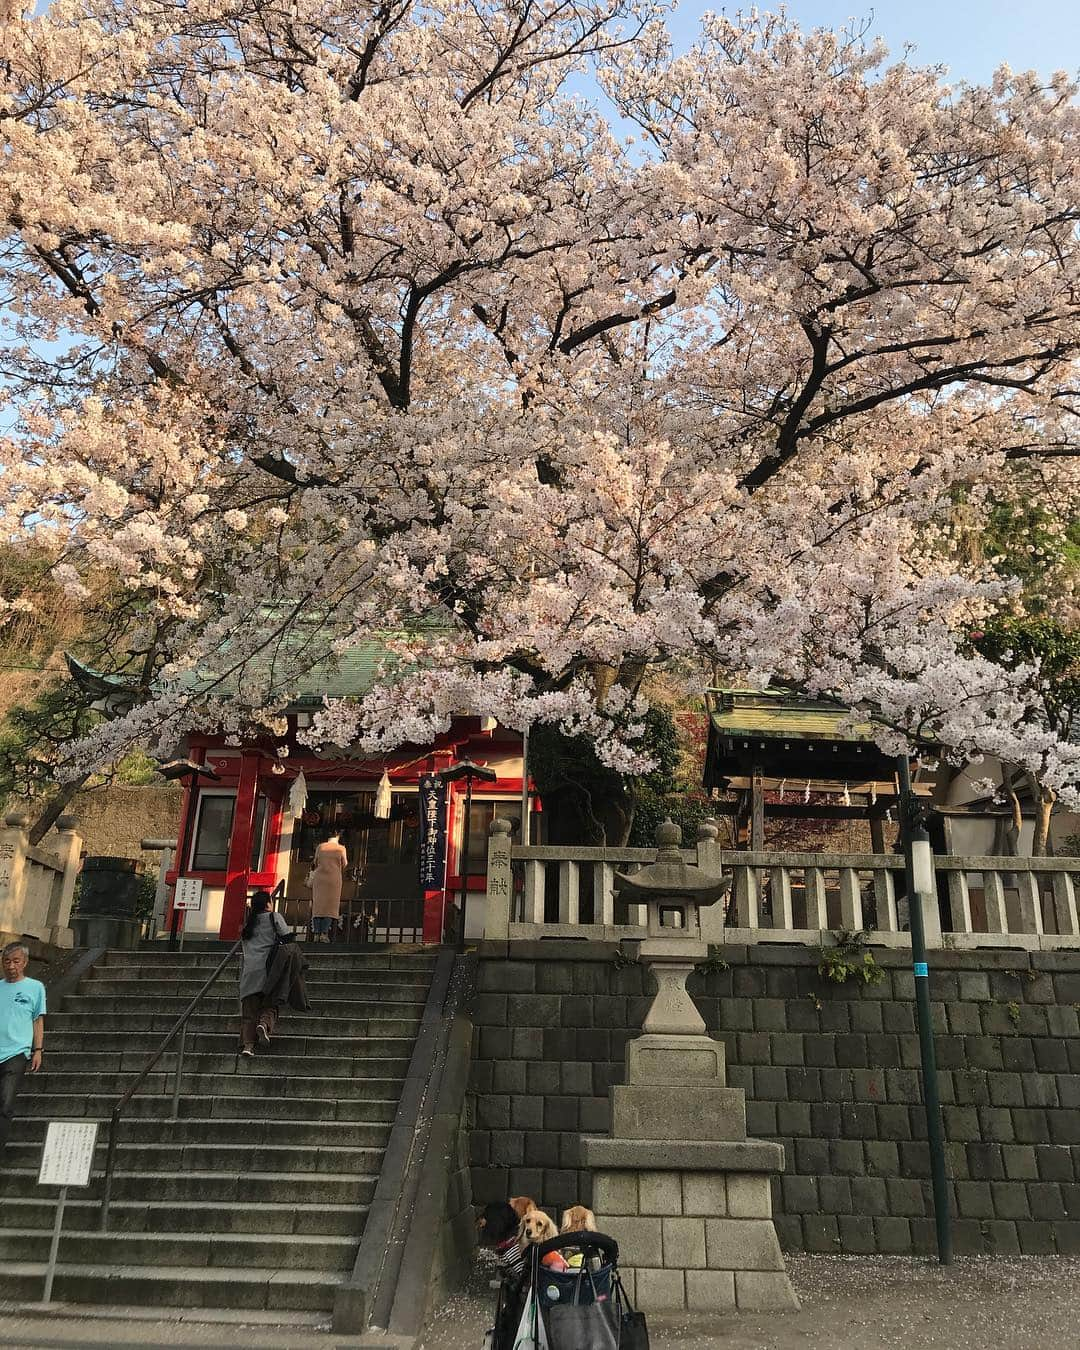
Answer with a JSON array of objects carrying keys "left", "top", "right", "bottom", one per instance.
[
  {"left": 518, "top": 1208, "right": 570, "bottom": 1271},
  {"left": 560, "top": 1204, "right": 597, "bottom": 1234},
  {"left": 510, "top": 1195, "right": 537, "bottom": 1220}
]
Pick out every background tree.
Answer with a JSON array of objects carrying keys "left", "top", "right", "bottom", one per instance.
[
  {"left": 0, "top": 5, "right": 1078, "bottom": 808},
  {"left": 970, "top": 617, "right": 1080, "bottom": 854},
  {"left": 0, "top": 546, "right": 169, "bottom": 839}
]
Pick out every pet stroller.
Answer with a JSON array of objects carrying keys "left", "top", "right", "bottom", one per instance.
[{"left": 486, "top": 1231, "right": 648, "bottom": 1350}]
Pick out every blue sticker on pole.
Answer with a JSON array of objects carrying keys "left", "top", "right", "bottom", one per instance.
[{"left": 913, "top": 961, "right": 929, "bottom": 978}]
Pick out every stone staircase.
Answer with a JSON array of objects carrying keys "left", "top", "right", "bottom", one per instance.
[{"left": 0, "top": 944, "right": 436, "bottom": 1317}]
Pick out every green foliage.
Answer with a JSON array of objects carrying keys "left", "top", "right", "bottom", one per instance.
[
  {"left": 980, "top": 497, "right": 1080, "bottom": 612},
  {"left": 113, "top": 749, "right": 163, "bottom": 786},
  {"left": 530, "top": 705, "right": 686, "bottom": 845},
  {"left": 817, "top": 929, "right": 886, "bottom": 987},
  {"left": 970, "top": 616, "right": 1080, "bottom": 738},
  {"left": 0, "top": 681, "right": 98, "bottom": 804}
]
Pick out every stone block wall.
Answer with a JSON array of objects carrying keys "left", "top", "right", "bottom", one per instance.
[{"left": 467, "top": 941, "right": 1080, "bottom": 1256}]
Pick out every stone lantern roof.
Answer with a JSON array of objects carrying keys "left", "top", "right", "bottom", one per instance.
[{"left": 613, "top": 819, "right": 730, "bottom": 905}]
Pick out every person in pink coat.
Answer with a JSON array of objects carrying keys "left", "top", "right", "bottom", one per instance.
[{"left": 310, "top": 832, "right": 347, "bottom": 941}]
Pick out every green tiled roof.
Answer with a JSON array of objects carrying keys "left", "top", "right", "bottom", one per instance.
[
  {"left": 707, "top": 689, "right": 877, "bottom": 742},
  {"left": 289, "top": 641, "right": 390, "bottom": 706},
  {"left": 175, "top": 626, "right": 445, "bottom": 711}
]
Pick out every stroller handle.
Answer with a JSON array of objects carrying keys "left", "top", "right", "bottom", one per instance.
[{"left": 534, "top": 1230, "right": 619, "bottom": 1263}]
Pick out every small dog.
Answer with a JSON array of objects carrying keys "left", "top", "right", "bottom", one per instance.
[
  {"left": 510, "top": 1195, "right": 538, "bottom": 1220},
  {"left": 560, "top": 1204, "right": 597, "bottom": 1234},
  {"left": 476, "top": 1202, "right": 526, "bottom": 1277},
  {"left": 518, "top": 1208, "right": 569, "bottom": 1271}
]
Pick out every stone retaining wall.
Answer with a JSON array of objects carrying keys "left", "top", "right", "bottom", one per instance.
[{"left": 467, "top": 941, "right": 1080, "bottom": 1256}]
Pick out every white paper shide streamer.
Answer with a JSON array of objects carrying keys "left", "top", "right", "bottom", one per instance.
[
  {"left": 288, "top": 770, "right": 308, "bottom": 819},
  {"left": 374, "top": 768, "right": 392, "bottom": 820}
]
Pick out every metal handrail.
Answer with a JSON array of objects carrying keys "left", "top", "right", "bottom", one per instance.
[{"left": 98, "top": 939, "right": 242, "bottom": 1230}]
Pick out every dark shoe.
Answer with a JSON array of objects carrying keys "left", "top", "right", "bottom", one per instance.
[
  {"left": 240, "top": 1046, "right": 255, "bottom": 1058},
  {"left": 257, "top": 1023, "right": 271, "bottom": 1046}
]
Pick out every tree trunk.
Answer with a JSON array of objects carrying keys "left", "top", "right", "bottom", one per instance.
[
  {"left": 1030, "top": 776, "right": 1057, "bottom": 857},
  {"left": 1004, "top": 789, "right": 1023, "bottom": 855},
  {"left": 28, "top": 776, "right": 89, "bottom": 845}
]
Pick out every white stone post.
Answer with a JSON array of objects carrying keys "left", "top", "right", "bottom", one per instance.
[
  {"left": 0, "top": 812, "right": 30, "bottom": 937},
  {"left": 696, "top": 819, "right": 725, "bottom": 943},
  {"left": 46, "top": 814, "right": 82, "bottom": 947},
  {"left": 483, "top": 818, "right": 513, "bottom": 940}
]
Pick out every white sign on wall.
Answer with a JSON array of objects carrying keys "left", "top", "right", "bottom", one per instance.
[
  {"left": 173, "top": 877, "right": 204, "bottom": 912},
  {"left": 38, "top": 1121, "right": 98, "bottom": 1188}
]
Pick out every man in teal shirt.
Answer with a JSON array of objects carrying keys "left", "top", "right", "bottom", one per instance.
[{"left": 0, "top": 941, "right": 45, "bottom": 1154}]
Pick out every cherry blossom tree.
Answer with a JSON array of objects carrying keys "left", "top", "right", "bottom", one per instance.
[{"left": 1, "top": 3, "right": 1079, "bottom": 812}]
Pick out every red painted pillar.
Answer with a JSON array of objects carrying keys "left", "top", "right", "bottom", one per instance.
[{"left": 219, "top": 751, "right": 260, "bottom": 940}]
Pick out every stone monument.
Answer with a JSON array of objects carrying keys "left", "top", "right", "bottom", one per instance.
[{"left": 581, "top": 820, "right": 798, "bottom": 1313}]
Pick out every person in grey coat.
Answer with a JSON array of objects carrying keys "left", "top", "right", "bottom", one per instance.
[{"left": 238, "top": 890, "right": 291, "bottom": 1056}]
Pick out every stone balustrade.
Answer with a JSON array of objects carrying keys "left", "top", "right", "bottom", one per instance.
[
  {"left": 483, "top": 821, "right": 1080, "bottom": 951},
  {"left": 0, "top": 811, "right": 83, "bottom": 946}
]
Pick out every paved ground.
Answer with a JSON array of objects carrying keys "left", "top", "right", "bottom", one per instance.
[
  {"left": 5, "top": 1255, "right": 1080, "bottom": 1349},
  {"left": 420, "top": 1253, "right": 1080, "bottom": 1350}
]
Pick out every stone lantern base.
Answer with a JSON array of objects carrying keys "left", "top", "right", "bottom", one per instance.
[
  {"left": 581, "top": 1014, "right": 798, "bottom": 1312},
  {"left": 583, "top": 1141, "right": 797, "bottom": 1312}
]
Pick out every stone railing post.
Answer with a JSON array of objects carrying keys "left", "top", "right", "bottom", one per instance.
[
  {"left": 141, "top": 839, "right": 178, "bottom": 937},
  {"left": 483, "top": 818, "right": 513, "bottom": 940},
  {"left": 0, "top": 811, "right": 30, "bottom": 937},
  {"left": 46, "top": 814, "right": 82, "bottom": 947},
  {"left": 696, "top": 818, "right": 725, "bottom": 943}
]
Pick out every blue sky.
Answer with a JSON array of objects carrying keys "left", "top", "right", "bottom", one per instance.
[{"left": 665, "top": 2, "right": 1079, "bottom": 83}]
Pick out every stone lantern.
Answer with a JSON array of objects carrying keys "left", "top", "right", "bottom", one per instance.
[
  {"left": 581, "top": 820, "right": 798, "bottom": 1314},
  {"left": 613, "top": 818, "right": 729, "bottom": 1044}
]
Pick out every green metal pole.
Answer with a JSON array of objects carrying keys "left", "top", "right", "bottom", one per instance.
[{"left": 897, "top": 754, "right": 953, "bottom": 1265}]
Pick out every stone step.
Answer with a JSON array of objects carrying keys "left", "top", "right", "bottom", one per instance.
[
  {"left": 11, "top": 1115, "right": 392, "bottom": 1149},
  {"left": 37, "top": 1051, "right": 413, "bottom": 1079},
  {"left": 4, "top": 1139, "right": 386, "bottom": 1175},
  {"left": 76, "top": 977, "right": 430, "bottom": 1000},
  {"left": 0, "top": 1260, "right": 345, "bottom": 1312},
  {"left": 18, "top": 1091, "right": 400, "bottom": 1124},
  {"left": 60, "top": 994, "right": 424, "bottom": 1018},
  {"left": 47, "top": 1011, "right": 421, "bottom": 1038},
  {"left": 119, "top": 944, "right": 435, "bottom": 964},
  {"left": 92, "top": 962, "right": 434, "bottom": 985},
  {"left": 0, "top": 1228, "right": 356, "bottom": 1271},
  {"left": 0, "top": 1196, "right": 366, "bottom": 1236},
  {"left": 0, "top": 1168, "right": 377, "bottom": 1206},
  {"left": 21, "top": 1070, "right": 406, "bottom": 1101},
  {"left": 46, "top": 1030, "right": 416, "bottom": 1057}
]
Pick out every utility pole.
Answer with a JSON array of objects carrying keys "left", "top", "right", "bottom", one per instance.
[{"left": 897, "top": 753, "right": 953, "bottom": 1265}]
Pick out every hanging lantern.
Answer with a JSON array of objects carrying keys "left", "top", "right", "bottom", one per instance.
[
  {"left": 842, "top": 782, "right": 851, "bottom": 806},
  {"left": 288, "top": 770, "right": 309, "bottom": 819},
  {"left": 374, "top": 768, "right": 392, "bottom": 820}
]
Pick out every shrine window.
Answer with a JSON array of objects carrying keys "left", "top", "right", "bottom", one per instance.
[{"left": 190, "top": 792, "right": 269, "bottom": 872}]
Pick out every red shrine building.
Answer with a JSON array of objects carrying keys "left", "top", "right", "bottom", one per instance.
[{"left": 154, "top": 645, "right": 531, "bottom": 943}]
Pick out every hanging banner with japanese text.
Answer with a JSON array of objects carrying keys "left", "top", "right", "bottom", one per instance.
[{"left": 418, "top": 775, "right": 447, "bottom": 891}]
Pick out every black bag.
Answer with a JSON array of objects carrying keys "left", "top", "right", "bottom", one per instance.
[
  {"left": 264, "top": 917, "right": 295, "bottom": 973},
  {"left": 614, "top": 1273, "right": 649, "bottom": 1350},
  {"left": 547, "top": 1303, "right": 618, "bottom": 1350},
  {"left": 546, "top": 1263, "right": 618, "bottom": 1350}
]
